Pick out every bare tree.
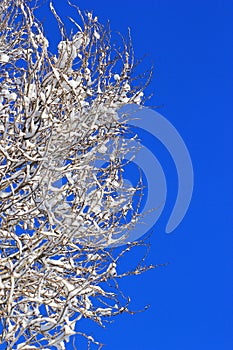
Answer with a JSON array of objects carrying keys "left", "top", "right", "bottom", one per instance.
[{"left": 0, "top": 1, "right": 154, "bottom": 349}]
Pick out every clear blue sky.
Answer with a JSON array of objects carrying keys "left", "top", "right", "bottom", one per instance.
[{"left": 15, "top": 1, "right": 233, "bottom": 349}]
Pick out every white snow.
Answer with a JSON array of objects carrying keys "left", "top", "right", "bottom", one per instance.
[
  {"left": 94, "top": 30, "right": 100, "bottom": 40},
  {"left": 98, "top": 144, "right": 107, "bottom": 154},
  {"left": 96, "top": 307, "right": 112, "bottom": 316},
  {"left": 0, "top": 54, "right": 9, "bottom": 63},
  {"left": 114, "top": 74, "right": 120, "bottom": 81}
]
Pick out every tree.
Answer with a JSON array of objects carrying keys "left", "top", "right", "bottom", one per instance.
[{"left": 0, "top": 1, "right": 153, "bottom": 349}]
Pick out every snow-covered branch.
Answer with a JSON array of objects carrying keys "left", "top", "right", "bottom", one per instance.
[{"left": 0, "top": 1, "right": 153, "bottom": 348}]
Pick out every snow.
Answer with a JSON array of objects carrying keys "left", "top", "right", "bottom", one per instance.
[
  {"left": 68, "top": 77, "right": 81, "bottom": 89},
  {"left": 64, "top": 324, "right": 76, "bottom": 336},
  {"left": 96, "top": 307, "right": 112, "bottom": 316},
  {"left": 0, "top": 54, "right": 9, "bottom": 63},
  {"left": 123, "top": 82, "right": 131, "bottom": 91},
  {"left": 9, "top": 92, "right": 17, "bottom": 101},
  {"left": 16, "top": 345, "right": 37, "bottom": 350},
  {"left": 133, "top": 91, "right": 144, "bottom": 103},
  {"left": 114, "top": 74, "right": 120, "bottom": 81},
  {"left": 94, "top": 30, "right": 100, "bottom": 40},
  {"left": 28, "top": 83, "right": 37, "bottom": 99},
  {"left": 106, "top": 262, "right": 117, "bottom": 276},
  {"left": 73, "top": 35, "right": 83, "bottom": 49},
  {"left": 51, "top": 66, "right": 60, "bottom": 80},
  {"left": 98, "top": 144, "right": 107, "bottom": 154}
]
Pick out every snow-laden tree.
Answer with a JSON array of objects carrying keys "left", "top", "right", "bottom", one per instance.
[{"left": 0, "top": 1, "right": 154, "bottom": 348}]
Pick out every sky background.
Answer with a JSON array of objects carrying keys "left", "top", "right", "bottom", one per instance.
[{"left": 33, "top": 0, "right": 232, "bottom": 349}]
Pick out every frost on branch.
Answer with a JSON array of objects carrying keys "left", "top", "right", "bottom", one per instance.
[{"left": 0, "top": 1, "right": 153, "bottom": 349}]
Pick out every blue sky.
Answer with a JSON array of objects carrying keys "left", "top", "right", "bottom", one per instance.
[{"left": 5, "top": 1, "right": 233, "bottom": 349}]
